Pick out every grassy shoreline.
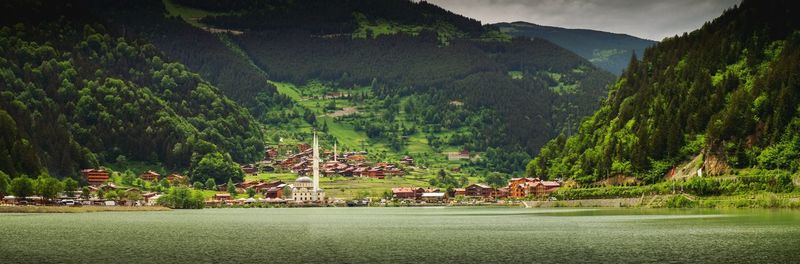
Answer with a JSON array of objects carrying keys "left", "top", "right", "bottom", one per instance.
[
  {"left": 524, "top": 193, "right": 800, "bottom": 209},
  {"left": 0, "top": 206, "right": 172, "bottom": 213}
]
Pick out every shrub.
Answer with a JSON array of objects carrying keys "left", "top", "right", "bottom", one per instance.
[{"left": 665, "top": 195, "right": 695, "bottom": 208}]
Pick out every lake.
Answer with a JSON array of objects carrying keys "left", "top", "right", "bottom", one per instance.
[{"left": 1, "top": 207, "right": 799, "bottom": 263}]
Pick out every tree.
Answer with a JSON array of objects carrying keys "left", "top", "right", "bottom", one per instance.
[
  {"left": 36, "top": 174, "right": 64, "bottom": 202},
  {"left": 157, "top": 187, "right": 204, "bottom": 209},
  {"left": 458, "top": 175, "right": 469, "bottom": 187},
  {"left": 191, "top": 152, "right": 244, "bottom": 184},
  {"left": 10, "top": 176, "right": 34, "bottom": 200},
  {"left": 160, "top": 178, "right": 170, "bottom": 189},
  {"left": 192, "top": 181, "right": 204, "bottom": 190},
  {"left": 105, "top": 190, "right": 119, "bottom": 201},
  {"left": 0, "top": 171, "right": 10, "bottom": 198},
  {"left": 382, "top": 189, "right": 393, "bottom": 200},
  {"left": 246, "top": 187, "right": 256, "bottom": 198},
  {"left": 127, "top": 192, "right": 143, "bottom": 204},
  {"left": 227, "top": 178, "right": 237, "bottom": 197},
  {"left": 63, "top": 178, "right": 78, "bottom": 197},
  {"left": 205, "top": 178, "right": 216, "bottom": 190},
  {"left": 81, "top": 186, "right": 91, "bottom": 199},
  {"left": 121, "top": 170, "right": 136, "bottom": 185}
]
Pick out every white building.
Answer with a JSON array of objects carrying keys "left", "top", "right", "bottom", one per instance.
[{"left": 292, "top": 133, "right": 325, "bottom": 202}]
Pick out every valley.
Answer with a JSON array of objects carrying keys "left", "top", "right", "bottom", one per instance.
[{"left": 0, "top": 0, "right": 798, "bottom": 212}]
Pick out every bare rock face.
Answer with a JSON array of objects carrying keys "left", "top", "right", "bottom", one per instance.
[{"left": 703, "top": 153, "right": 731, "bottom": 176}]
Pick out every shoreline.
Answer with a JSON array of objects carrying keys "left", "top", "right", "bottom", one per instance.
[
  {"left": 523, "top": 193, "right": 800, "bottom": 209},
  {"left": 0, "top": 205, "right": 172, "bottom": 213}
]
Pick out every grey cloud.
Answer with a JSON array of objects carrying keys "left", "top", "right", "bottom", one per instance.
[{"left": 425, "top": 0, "right": 740, "bottom": 40}]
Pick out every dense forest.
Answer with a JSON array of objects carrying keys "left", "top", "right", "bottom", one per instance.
[
  {"left": 530, "top": 0, "right": 800, "bottom": 183},
  {"left": 94, "top": 0, "right": 278, "bottom": 107},
  {"left": 0, "top": 1, "right": 261, "bottom": 183},
  {"left": 189, "top": 0, "right": 484, "bottom": 37}
]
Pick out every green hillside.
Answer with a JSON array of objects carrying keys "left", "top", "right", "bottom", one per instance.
[
  {"left": 0, "top": 1, "right": 260, "bottom": 183},
  {"left": 495, "top": 22, "right": 656, "bottom": 75},
  {"left": 0, "top": 0, "right": 615, "bottom": 184},
  {"left": 530, "top": 0, "right": 800, "bottom": 183}
]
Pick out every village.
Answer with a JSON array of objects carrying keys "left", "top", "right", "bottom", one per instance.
[{"left": 1, "top": 134, "right": 561, "bottom": 208}]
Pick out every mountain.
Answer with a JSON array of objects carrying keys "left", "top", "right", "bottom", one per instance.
[
  {"left": 494, "top": 22, "right": 656, "bottom": 75},
  {"left": 0, "top": 0, "right": 262, "bottom": 182},
  {"left": 529, "top": 0, "right": 800, "bottom": 183},
  {"left": 170, "top": 0, "right": 615, "bottom": 170},
  {"left": 0, "top": 0, "right": 615, "bottom": 180}
]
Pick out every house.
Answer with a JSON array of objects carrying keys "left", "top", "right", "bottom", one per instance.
[
  {"left": 254, "top": 180, "right": 285, "bottom": 193},
  {"left": 213, "top": 193, "right": 232, "bottom": 201},
  {"left": 142, "top": 192, "right": 159, "bottom": 204},
  {"left": 99, "top": 183, "right": 118, "bottom": 192},
  {"left": 465, "top": 184, "right": 494, "bottom": 198},
  {"left": 139, "top": 170, "right": 160, "bottom": 181},
  {"left": 400, "top": 156, "right": 414, "bottom": 166},
  {"left": 81, "top": 169, "right": 110, "bottom": 186},
  {"left": 297, "top": 143, "right": 311, "bottom": 152},
  {"left": 264, "top": 184, "right": 288, "bottom": 199},
  {"left": 166, "top": 174, "right": 188, "bottom": 185},
  {"left": 392, "top": 188, "right": 417, "bottom": 199},
  {"left": 451, "top": 188, "right": 466, "bottom": 197},
  {"left": 265, "top": 148, "right": 278, "bottom": 160},
  {"left": 241, "top": 164, "right": 259, "bottom": 175},
  {"left": 507, "top": 178, "right": 561, "bottom": 198},
  {"left": 533, "top": 181, "right": 562, "bottom": 197},
  {"left": 508, "top": 178, "right": 540, "bottom": 198},
  {"left": 420, "top": 192, "right": 446, "bottom": 203},
  {"left": 446, "top": 149, "right": 471, "bottom": 161},
  {"left": 495, "top": 187, "right": 509, "bottom": 198}
]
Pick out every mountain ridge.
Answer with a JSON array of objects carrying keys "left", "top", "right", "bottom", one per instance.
[{"left": 494, "top": 21, "right": 656, "bottom": 75}]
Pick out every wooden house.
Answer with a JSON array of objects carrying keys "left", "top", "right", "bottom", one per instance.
[
  {"left": 465, "top": 184, "right": 494, "bottom": 198},
  {"left": 139, "top": 170, "right": 160, "bottom": 181},
  {"left": 241, "top": 164, "right": 259, "bottom": 175},
  {"left": 81, "top": 169, "right": 110, "bottom": 186},
  {"left": 392, "top": 187, "right": 416, "bottom": 199},
  {"left": 213, "top": 193, "right": 232, "bottom": 201},
  {"left": 166, "top": 174, "right": 188, "bottom": 185}
]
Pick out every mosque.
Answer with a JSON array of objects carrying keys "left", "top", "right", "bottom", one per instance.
[{"left": 292, "top": 133, "right": 325, "bottom": 203}]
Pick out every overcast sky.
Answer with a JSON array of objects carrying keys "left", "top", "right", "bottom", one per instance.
[{"left": 425, "top": 0, "right": 741, "bottom": 41}]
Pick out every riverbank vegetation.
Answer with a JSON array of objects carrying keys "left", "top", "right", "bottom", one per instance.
[{"left": 0, "top": 206, "right": 170, "bottom": 213}]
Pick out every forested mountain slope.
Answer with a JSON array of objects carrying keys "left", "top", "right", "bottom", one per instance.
[
  {"left": 95, "top": 0, "right": 278, "bottom": 107},
  {"left": 529, "top": 0, "right": 800, "bottom": 183},
  {"left": 494, "top": 22, "right": 656, "bottom": 75},
  {"left": 0, "top": 1, "right": 261, "bottom": 182},
  {"left": 171, "top": 0, "right": 616, "bottom": 165}
]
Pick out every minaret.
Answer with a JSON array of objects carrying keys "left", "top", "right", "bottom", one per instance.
[
  {"left": 334, "top": 142, "right": 338, "bottom": 162},
  {"left": 312, "top": 132, "right": 320, "bottom": 199}
]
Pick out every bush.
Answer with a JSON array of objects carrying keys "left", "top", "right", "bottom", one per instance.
[
  {"left": 665, "top": 195, "right": 695, "bottom": 208},
  {"left": 157, "top": 187, "right": 205, "bottom": 209}
]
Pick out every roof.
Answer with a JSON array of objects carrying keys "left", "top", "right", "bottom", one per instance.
[
  {"left": 141, "top": 170, "right": 160, "bottom": 176},
  {"left": 392, "top": 187, "right": 415, "bottom": 193},
  {"left": 295, "top": 176, "right": 312, "bottom": 183},
  {"left": 468, "top": 183, "right": 492, "bottom": 189},
  {"left": 421, "top": 192, "right": 445, "bottom": 197},
  {"left": 542, "top": 181, "right": 561, "bottom": 187},
  {"left": 214, "top": 193, "right": 231, "bottom": 197}
]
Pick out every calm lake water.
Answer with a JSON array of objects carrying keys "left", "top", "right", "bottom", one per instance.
[{"left": 1, "top": 207, "right": 799, "bottom": 263}]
